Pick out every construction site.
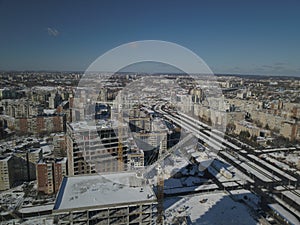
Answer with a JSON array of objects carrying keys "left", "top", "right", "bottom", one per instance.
[
  {"left": 50, "top": 77, "right": 300, "bottom": 225},
  {"left": 62, "top": 92, "right": 180, "bottom": 224}
]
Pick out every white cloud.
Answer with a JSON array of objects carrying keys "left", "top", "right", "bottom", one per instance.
[{"left": 47, "top": 27, "right": 60, "bottom": 37}]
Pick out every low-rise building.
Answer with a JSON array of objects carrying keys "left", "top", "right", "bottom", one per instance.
[
  {"left": 53, "top": 172, "right": 157, "bottom": 225},
  {"left": 234, "top": 120, "right": 271, "bottom": 138}
]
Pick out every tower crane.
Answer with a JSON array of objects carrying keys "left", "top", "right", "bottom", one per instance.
[
  {"left": 118, "top": 103, "right": 124, "bottom": 171},
  {"left": 140, "top": 133, "right": 195, "bottom": 224}
]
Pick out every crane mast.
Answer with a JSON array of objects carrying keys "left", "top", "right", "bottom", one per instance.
[
  {"left": 118, "top": 103, "right": 124, "bottom": 171},
  {"left": 156, "top": 137, "right": 165, "bottom": 225},
  {"left": 156, "top": 163, "right": 164, "bottom": 224}
]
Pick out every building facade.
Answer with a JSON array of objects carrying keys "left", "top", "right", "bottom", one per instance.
[
  {"left": 66, "top": 120, "right": 129, "bottom": 176},
  {"left": 53, "top": 173, "right": 157, "bottom": 225},
  {"left": 0, "top": 155, "right": 36, "bottom": 191},
  {"left": 36, "top": 157, "right": 67, "bottom": 194}
]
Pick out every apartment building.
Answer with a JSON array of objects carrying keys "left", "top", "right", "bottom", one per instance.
[
  {"left": 36, "top": 157, "right": 67, "bottom": 194},
  {"left": 0, "top": 155, "right": 36, "bottom": 191}
]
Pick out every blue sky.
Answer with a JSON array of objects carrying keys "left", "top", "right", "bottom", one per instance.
[{"left": 0, "top": 0, "right": 299, "bottom": 76}]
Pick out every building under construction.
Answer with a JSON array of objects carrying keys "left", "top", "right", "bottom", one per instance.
[
  {"left": 66, "top": 119, "right": 129, "bottom": 175},
  {"left": 53, "top": 172, "right": 157, "bottom": 225}
]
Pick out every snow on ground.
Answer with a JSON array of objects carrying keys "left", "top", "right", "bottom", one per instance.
[
  {"left": 286, "top": 153, "right": 299, "bottom": 165},
  {"left": 163, "top": 152, "right": 190, "bottom": 177},
  {"left": 261, "top": 154, "right": 296, "bottom": 172},
  {"left": 222, "top": 181, "right": 239, "bottom": 188},
  {"left": 21, "top": 218, "right": 54, "bottom": 225},
  {"left": 22, "top": 217, "right": 54, "bottom": 225},
  {"left": 164, "top": 176, "right": 208, "bottom": 190},
  {"left": 268, "top": 152, "right": 299, "bottom": 166},
  {"left": 0, "top": 187, "right": 25, "bottom": 211},
  {"left": 164, "top": 178, "right": 183, "bottom": 189},
  {"left": 164, "top": 184, "right": 218, "bottom": 195},
  {"left": 215, "top": 155, "right": 254, "bottom": 184},
  {"left": 18, "top": 204, "right": 54, "bottom": 213},
  {"left": 268, "top": 203, "right": 300, "bottom": 225},
  {"left": 2, "top": 216, "right": 55, "bottom": 225},
  {"left": 147, "top": 151, "right": 190, "bottom": 186},
  {"left": 273, "top": 195, "right": 300, "bottom": 221},
  {"left": 164, "top": 191, "right": 259, "bottom": 225},
  {"left": 229, "top": 189, "right": 260, "bottom": 210}
]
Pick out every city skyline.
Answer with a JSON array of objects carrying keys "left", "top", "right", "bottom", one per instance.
[
  {"left": 1, "top": 1, "right": 300, "bottom": 224},
  {"left": 0, "top": 0, "right": 300, "bottom": 76}
]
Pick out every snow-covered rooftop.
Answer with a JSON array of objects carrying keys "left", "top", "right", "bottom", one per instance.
[
  {"left": 53, "top": 172, "right": 156, "bottom": 211},
  {"left": 43, "top": 109, "right": 56, "bottom": 115},
  {"left": 69, "top": 119, "right": 123, "bottom": 131}
]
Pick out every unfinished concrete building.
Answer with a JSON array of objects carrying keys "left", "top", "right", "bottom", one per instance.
[
  {"left": 53, "top": 172, "right": 157, "bottom": 225},
  {"left": 66, "top": 120, "right": 129, "bottom": 175}
]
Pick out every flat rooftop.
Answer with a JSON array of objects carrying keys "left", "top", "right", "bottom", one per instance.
[
  {"left": 68, "top": 119, "right": 126, "bottom": 131},
  {"left": 53, "top": 172, "right": 156, "bottom": 212},
  {"left": 0, "top": 155, "right": 11, "bottom": 162}
]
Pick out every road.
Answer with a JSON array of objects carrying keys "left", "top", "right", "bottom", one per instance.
[{"left": 153, "top": 103, "right": 300, "bottom": 223}]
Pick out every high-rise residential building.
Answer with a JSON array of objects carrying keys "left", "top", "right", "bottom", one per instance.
[
  {"left": 49, "top": 92, "right": 63, "bottom": 109},
  {"left": 190, "top": 87, "right": 204, "bottom": 103},
  {"left": 36, "top": 157, "right": 67, "bottom": 194},
  {"left": 70, "top": 89, "right": 86, "bottom": 122},
  {"left": 133, "top": 132, "right": 167, "bottom": 166},
  {"left": 15, "top": 148, "right": 43, "bottom": 165},
  {"left": 28, "top": 149, "right": 43, "bottom": 164},
  {"left": 52, "top": 133, "right": 67, "bottom": 157},
  {"left": 0, "top": 156, "right": 11, "bottom": 191},
  {"left": 0, "top": 118, "right": 5, "bottom": 138},
  {"left": 14, "top": 113, "right": 66, "bottom": 135},
  {"left": 0, "top": 155, "right": 36, "bottom": 191},
  {"left": 127, "top": 150, "right": 145, "bottom": 170}
]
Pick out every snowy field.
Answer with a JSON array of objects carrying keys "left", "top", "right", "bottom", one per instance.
[{"left": 164, "top": 191, "right": 259, "bottom": 225}]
